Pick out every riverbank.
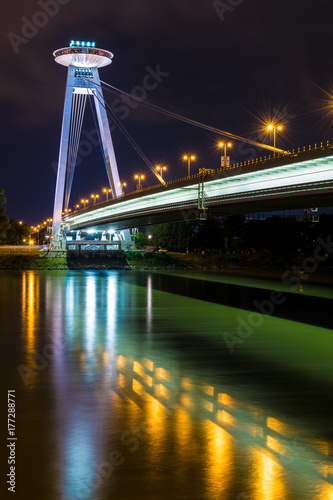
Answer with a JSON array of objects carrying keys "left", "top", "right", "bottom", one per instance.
[{"left": 1, "top": 250, "right": 333, "bottom": 282}]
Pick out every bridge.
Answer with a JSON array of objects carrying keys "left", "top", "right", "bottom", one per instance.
[
  {"left": 61, "top": 143, "right": 333, "bottom": 240},
  {"left": 50, "top": 42, "right": 333, "bottom": 249}
]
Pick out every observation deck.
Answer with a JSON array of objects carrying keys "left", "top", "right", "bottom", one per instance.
[{"left": 53, "top": 45, "right": 113, "bottom": 68}]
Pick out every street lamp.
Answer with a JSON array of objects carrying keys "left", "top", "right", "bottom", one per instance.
[
  {"left": 36, "top": 226, "right": 40, "bottom": 245},
  {"left": 91, "top": 194, "right": 99, "bottom": 205},
  {"left": 74, "top": 204, "right": 80, "bottom": 212},
  {"left": 218, "top": 141, "right": 232, "bottom": 168},
  {"left": 119, "top": 182, "right": 127, "bottom": 195},
  {"left": 156, "top": 165, "right": 167, "bottom": 180},
  {"left": 183, "top": 155, "right": 195, "bottom": 176},
  {"left": 135, "top": 174, "right": 145, "bottom": 190},
  {"left": 81, "top": 199, "right": 89, "bottom": 208},
  {"left": 267, "top": 124, "right": 283, "bottom": 149},
  {"left": 103, "top": 188, "right": 112, "bottom": 201}
]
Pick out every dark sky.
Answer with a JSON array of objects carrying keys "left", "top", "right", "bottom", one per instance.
[{"left": 1, "top": 0, "right": 333, "bottom": 224}]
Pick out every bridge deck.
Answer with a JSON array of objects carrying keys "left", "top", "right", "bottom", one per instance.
[{"left": 63, "top": 143, "right": 333, "bottom": 231}]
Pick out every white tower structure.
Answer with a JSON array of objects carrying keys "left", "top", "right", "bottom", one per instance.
[{"left": 52, "top": 41, "right": 122, "bottom": 241}]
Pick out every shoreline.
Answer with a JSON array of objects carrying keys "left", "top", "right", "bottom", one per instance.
[{"left": 1, "top": 250, "right": 333, "bottom": 284}]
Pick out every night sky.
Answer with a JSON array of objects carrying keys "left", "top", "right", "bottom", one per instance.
[{"left": 1, "top": 0, "right": 333, "bottom": 225}]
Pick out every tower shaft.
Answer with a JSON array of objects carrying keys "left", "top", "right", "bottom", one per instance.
[{"left": 52, "top": 45, "right": 121, "bottom": 241}]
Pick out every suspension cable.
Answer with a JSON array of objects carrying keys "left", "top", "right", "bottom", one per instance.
[
  {"left": 82, "top": 76, "right": 166, "bottom": 184},
  {"left": 95, "top": 78, "right": 290, "bottom": 155}
]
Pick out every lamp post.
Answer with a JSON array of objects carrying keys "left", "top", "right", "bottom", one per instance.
[
  {"left": 156, "top": 165, "right": 167, "bottom": 180},
  {"left": 119, "top": 182, "right": 127, "bottom": 195},
  {"left": 103, "top": 188, "right": 112, "bottom": 201},
  {"left": 135, "top": 175, "right": 145, "bottom": 191},
  {"left": 81, "top": 199, "right": 89, "bottom": 208},
  {"left": 183, "top": 155, "right": 195, "bottom": 176},
  {"left": 267, "top": 124, "right": 282, "bottom": 149},
  {"left": 218, "top": 141, "right": 232, "bottom": 168},
  {"left": 91, "top": 194, "right": 99, "bottom": 205}
]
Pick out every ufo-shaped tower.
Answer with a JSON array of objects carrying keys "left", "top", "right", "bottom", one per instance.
[{"left": 52, "top": 41, "right": 122, "bottom": 242}]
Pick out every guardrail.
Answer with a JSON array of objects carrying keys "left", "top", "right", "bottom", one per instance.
[{"left": 66, "top": 240, "right": 122, "bottom": 252}]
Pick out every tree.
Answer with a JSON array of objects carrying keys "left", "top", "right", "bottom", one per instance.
[
  {"left": 0, "top": 187, "right": 9, "bottom": 243},
  {"left": 6, "top": 219, "right": 30, "bottom": 245},
  {"left": 151, "top": 222, "right": 196, "bottom": 251},
  {"left": 135, "top": 231, "right": 149, "bottom": 249},
  {"left": 193, "top": 218, "right": 225, "bottom": 251}
]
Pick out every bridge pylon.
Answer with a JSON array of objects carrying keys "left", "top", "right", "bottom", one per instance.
[{"left": 51, "top": 41, "right": 123, "bottom": 243}]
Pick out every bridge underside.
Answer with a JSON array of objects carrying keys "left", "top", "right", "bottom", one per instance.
[{"left": 63, "top": 185, "right": 332, "bottom": 234}]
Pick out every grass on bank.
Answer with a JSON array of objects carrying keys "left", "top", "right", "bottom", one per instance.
[{"left": 0, "top": 249, "right": 333, "bottom": 273}]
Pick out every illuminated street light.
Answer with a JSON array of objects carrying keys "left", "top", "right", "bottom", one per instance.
[
  {"left": 218, "top": 141, "right": 232, "bottom": 168},
  {"left": 156, "top": 165, "right": 167, "bottom": 180},
  {"left": 267, "top": 124, "right": 283, "bottom": 149},
  {"left": 81, "top": 199, "right": 89, "bottom": 208},
  {"left": 135, "top": 174, "right": 145, "bottom": 191},
  {"left": 91, "top": 194, "right": 99, "bottom": 205},
  {"left": 183, "top": 155, "right": 195, "bottom": 176},
  {"left": 35, "top": 226, "right": 40, "bottom": 245},
  {"left": 103, "top": 188, "right": 112, "bottom": 201},
  {"left": 74, "top": 204, "right": 80, "bottom": 212},
  {"left": 119, "top": 182, "right": 127, "bottom": 195}
]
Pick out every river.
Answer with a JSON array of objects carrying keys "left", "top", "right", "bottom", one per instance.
[{"left": 1, "top": 270, "right": 333, "bottom": 500}]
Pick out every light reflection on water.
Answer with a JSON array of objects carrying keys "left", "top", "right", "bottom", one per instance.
[{"left": 2, "top": 270, "right": 333, "bottom": 500}]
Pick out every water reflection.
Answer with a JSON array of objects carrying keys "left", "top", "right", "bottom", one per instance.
[
  {"left": 8, "top": 271, "right": 333, "bottom": 499},
  {"left": 21, "top": 272, "right": 39, "bottom": 387}
]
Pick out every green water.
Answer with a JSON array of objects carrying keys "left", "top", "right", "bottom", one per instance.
[{"left": 1, "top": 270, "right": 333, "bottom": 500}]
